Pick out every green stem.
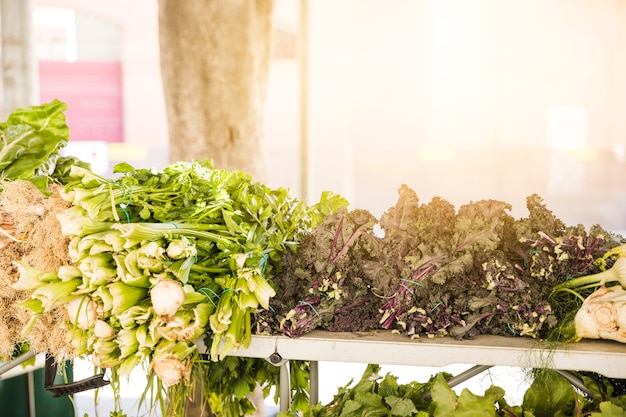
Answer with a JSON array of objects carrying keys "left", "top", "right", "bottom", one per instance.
[
  {"left": 554, "top": 287, "right": 587, "bottom": 303},
  {"left": 191, "top": 265, "right": 230, "bottom": 274},
  {"left": 555, "top": 268, "right": 617, "bottom": 291}
]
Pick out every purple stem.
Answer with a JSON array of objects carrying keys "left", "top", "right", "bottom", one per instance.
[
  {"left": 327, "top": 216, "right": 344, "bottom": 262},
  {"left": 455, "top": 229, "right": 492, "bottom": 252},
  {"left": 329, "top": 222, "right": 369, "bottom": 264}
]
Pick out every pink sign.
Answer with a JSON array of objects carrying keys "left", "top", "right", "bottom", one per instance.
[{"left": 39, "top": 61, "right": 124, "bottom": 142}]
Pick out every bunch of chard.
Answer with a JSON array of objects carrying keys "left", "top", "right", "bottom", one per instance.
[{"left": 0, "top": 99, "right": 89, "bottom": 194}]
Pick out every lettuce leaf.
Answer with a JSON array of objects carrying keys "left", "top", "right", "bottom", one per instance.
[
  {"left": 590, "top": 401, "right": 626, "bottom": 416},
  {"left": 429, "top": 373, "right": 500, "bottom": 416}
]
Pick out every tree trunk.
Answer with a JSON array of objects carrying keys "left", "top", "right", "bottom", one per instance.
[
  {"left": 158, "top": 0, "right": 275, "bottom": 182},
  {"left": 158, "top": 1, "right": 276, "bottom": 416}
]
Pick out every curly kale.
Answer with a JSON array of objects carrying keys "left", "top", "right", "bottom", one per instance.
[
  {"left": 255, "top": 185, "right": 624, "bottom": 343},
  {"left": 377, "top": 188, "right": 518, "bottom": 339},
  {"left": 375, "top": 189, "right": 624, "bottom": 341},
  {"left": 256, "top": 207, "right": 383, "bottom": 336}
]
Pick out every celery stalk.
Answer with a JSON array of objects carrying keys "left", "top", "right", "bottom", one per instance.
[
  {"left": 32, "top": 278, "right": 82, "bottom": 312},
  {"left": 12, "top": 261, "right": 58, "bottom": 291},
  {"left": 108, "top": 281, "right": 149, "bottom": 315}
]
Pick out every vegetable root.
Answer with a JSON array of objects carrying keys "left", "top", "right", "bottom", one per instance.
[{"left": 574, "top": 285, "right": 626, "bottom": 343}]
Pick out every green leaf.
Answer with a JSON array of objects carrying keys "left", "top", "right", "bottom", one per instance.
[
  {"left": 357, "top": 391, "right": 386, "bottom": 409},
  {"left": 430, "top": 373, "right": 458, "bottom": 416},
  {"left": 291, "top": 392, "right": 311, "bottom": 413},
  {"left": 0, "top": 99, "right": 69, "bottom": 180},
  {"left": 455, "top": 388, "right": 498, "bottom": 416},
  {"left": 429, "top": 373, "right": 499, "bottom": 417},
  {"left": 379, "top": 373, "right": 400, "bottom": 398},
  {"left": 112, "top": 161, "right": 137, "bottom": 174},
  {"left": 522, "top": 370, "right": 576, "bottom": 417},
  {"left": 385, "top": 395, "right": 417, "bottom": 416},
  {"left": 339, "top": 399, "right": 363, "bottom": 416},
  {"left": 231, "top": 377, "right": 254, "bottom": 399},
  {"left": 590, "top": 401, "right": 626, "bottom": 416}
]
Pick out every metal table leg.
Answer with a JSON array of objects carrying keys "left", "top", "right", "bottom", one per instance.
[
  {"left": 279, "top": 362, "right": 291, "bottom": 412},
  {"left": 27, "top": 371, "right": 36, "bottom": 417},
  {"left": 309, "top": 361, "right": 319, "bottom": 406}
]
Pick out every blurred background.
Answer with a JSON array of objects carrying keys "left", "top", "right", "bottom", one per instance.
[
  {"left": 2, "top": 0, "right": 624, "bottom": 230},
  {"left": 1, "top": 0, "right": 626, "bottom": 415}
]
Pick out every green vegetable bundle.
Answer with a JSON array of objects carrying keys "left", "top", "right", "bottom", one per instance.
[{"left": 15, "top": 158, "right": 346, "bottom": 415}]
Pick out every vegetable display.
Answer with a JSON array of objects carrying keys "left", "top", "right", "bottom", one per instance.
[
  {"left": 262, "top": 185, "right": 623, "bottom": 345},
  {"left": 3, "top": 100, "right": 626, "bottom": 417}
]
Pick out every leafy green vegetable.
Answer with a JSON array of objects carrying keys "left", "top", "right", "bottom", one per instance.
[
  {"left": 277, "top": 364, "right": 626, "bottom": 417},
  {"left": 430, "top": 373, "right": 503, "bottom": 416},
  {"left": 522, "top": 370, "right": 578, "bottom": 417},
  {"left": 0, "top": 99, "right": 75, "bottom": 193},
  {"left": 266, "top": 207, "right": 383, "bottom": 337},
  {"left": 17, "top": 158, "right": 347, "bottom": 417},
  {"left": 590, "top": 401, "right": 626, "bottom": 417}
]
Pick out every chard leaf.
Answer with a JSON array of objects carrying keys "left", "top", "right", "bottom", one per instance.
[
  {"left": 344, "top": 400, "right": 389, "bottom": 417},
  {"left": 355, "top": 391, "right": 386, "bottom": 409},
  {"left": 0, "top": 99, "right": 69, "bottom": 180},
  {"left": 430, "top": 373, "right": 458, "bottom": 416},
  {"left": 38, "top": 155, "right": 91, "bottom": 185},
  {"left": 455, "top": 388, "right": 498, "bottom": 416},
  {"left": 26, "top": 176, "right": 53, "bottom": 195},
  {"left": 522, "top": 370, "right": 575, "bottom": 417}
]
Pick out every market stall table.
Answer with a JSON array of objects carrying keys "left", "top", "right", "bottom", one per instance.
[{"left": 213, "top": 330, "right": 626, "bottom": 411}]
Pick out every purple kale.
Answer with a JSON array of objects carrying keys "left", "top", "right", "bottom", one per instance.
[{"left": 257, "top": 207, "right": 384, "bottom": 336}]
